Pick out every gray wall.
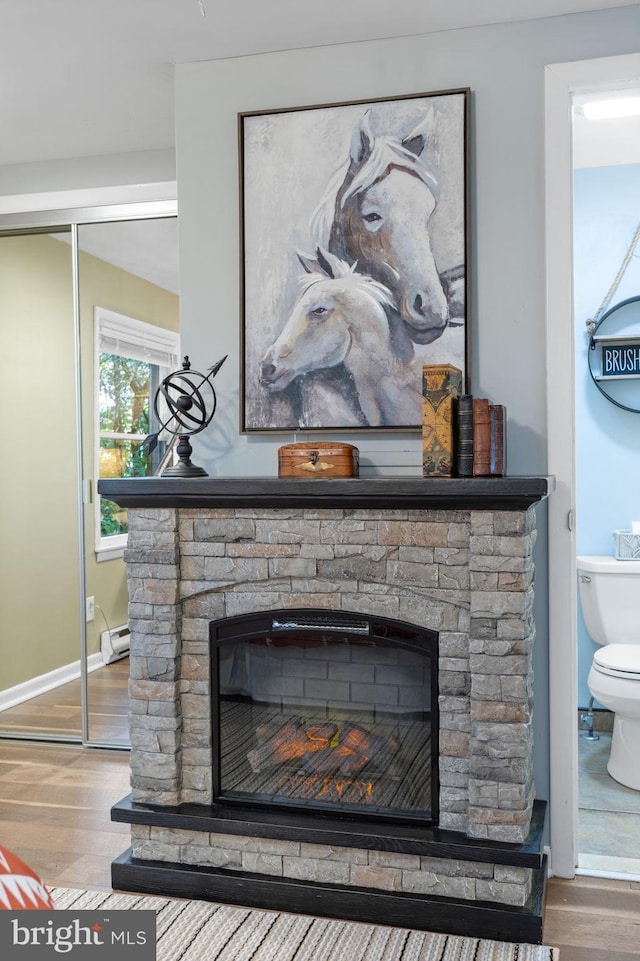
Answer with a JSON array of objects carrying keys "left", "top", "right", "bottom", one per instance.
[{"left": 173, "top": 4, "right": 640, "bottom": 808}]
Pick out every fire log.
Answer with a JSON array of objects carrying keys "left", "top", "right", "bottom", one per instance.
[
  {"left": 298, "top": 722, "right": 399, "bottom": 777},
  {"left": 247, "top": 719, "right": 338, "bottom": 774},
  {"left": 341, "top": 722, "right": 400, "bottom": 774}
]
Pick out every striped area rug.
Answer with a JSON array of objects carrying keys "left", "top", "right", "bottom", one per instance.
[{"left": 50, "top": 887, "right": 558, "bottom": 961}]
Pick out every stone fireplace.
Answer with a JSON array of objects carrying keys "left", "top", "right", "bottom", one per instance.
[{"left": 100, "top": 475, "right": 551, "bottom": 943}]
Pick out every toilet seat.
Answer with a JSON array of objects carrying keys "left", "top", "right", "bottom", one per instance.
[{"left": 593, "top": 644, "right": 640, "bottom": 680}]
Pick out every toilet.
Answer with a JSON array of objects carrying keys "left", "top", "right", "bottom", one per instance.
[{"left": 578, "top": 555, "right": 640, "bottom": 790}]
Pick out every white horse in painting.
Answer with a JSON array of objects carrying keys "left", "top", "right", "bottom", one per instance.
[{"left": 259, "top": 249, "right": 423, "bottom": 427}]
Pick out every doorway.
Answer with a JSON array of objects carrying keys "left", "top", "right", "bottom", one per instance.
[
  {"left": 545, "top": 52, "right": 640, "bottom": 880},
  {"left": 573, "top": 105, "right": 640, "bottom": 876},
  {"left": 0, "top": 200, "right": 179, "bottom": 748}
]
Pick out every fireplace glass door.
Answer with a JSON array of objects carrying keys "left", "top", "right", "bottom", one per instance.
[{"left": 211, "top": 610, "right": 438, "bottom": 823}]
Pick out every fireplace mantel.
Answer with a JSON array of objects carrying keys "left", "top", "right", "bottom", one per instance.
[{"left": 98, "top": 475, "right": 552, "bottom": 511}]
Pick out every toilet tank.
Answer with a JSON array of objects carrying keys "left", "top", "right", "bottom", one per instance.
[{"left": 577, "top": 555, "right": 640, "bottom": 645}]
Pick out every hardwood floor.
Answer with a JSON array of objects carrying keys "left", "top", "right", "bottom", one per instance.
[
  {"left": 543, "top": 875, "right": 640, "bottom": 960},
  {"left": 0, "top": 739, "right": 130, "bottom": 890},
  {"left": 0, "top": 658, "right": 130, "bottom": 744}
]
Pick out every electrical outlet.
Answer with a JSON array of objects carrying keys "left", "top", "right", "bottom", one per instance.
[{"left": 86, "top": 596, "right": 95, "bottom": 622}]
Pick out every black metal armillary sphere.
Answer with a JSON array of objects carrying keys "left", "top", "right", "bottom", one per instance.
[{"left": 141, "top": 354, "right": 227, "bottom": 477}]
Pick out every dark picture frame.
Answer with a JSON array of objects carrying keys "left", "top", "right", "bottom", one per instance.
[{"left": 240, "top": 88, "right": 469, "bottom": 432}]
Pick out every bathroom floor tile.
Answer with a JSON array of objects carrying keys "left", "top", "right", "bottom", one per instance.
[
  {"left": 579, "top": 733, "right": 640, "bottom": 813},
  {"left": 578, "top": 733, "right": 640, "bottom": 864},
  {"left": 579, "top": 809, "right": 640, "bottom": 858},
  {"left": 578, "top": 733, "right": 612, "bottom": 775},
  {"left": 579, "top": 770, "right": 640, "bottom": 814}
]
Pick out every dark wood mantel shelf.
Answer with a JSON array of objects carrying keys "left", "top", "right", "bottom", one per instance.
[{"left": 98, "top": 475, "right": 553, "bottom": 511}]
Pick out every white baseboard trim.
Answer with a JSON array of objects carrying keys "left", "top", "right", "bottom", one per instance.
[{"left": 0, "top": 653, "right": 103, "bottom": 713}]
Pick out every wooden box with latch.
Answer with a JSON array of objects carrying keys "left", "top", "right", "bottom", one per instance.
[{"left": 277, "top": 442, "right": 359, "bottom": 478}]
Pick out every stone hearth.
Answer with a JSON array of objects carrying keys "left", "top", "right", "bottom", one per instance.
[{"left": 100, "top": 476, "right": 551, "bottom": 943}]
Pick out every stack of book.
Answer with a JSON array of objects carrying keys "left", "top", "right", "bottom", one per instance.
[
  {"left": 422, "top": 365, "right": 506, "bottom": 477},
  {"left": 455, "top": 395, "right": 506, "bottom": 477}
]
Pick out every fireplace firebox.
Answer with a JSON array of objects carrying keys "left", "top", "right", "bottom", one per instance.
[{"left": 210, "top": 610, "right": 439, "bottom": 823}]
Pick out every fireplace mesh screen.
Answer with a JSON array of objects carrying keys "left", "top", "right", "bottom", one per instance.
[{"left": 211, "top": 611, "right": 438, "bottom": 822}]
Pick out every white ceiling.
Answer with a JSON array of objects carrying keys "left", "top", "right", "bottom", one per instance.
[{"left": 0, "top": 0, "right": 637, "bottom": 168}]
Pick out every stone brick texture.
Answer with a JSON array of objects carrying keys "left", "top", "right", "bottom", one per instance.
[
  {"left": 129, "top": 824, "right": 533, "bottom": 907},
  {"left": 125, "top": 504, "right": 537, "bottom": 872}
]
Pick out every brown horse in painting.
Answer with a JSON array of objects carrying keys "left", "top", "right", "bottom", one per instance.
[{"left": 311, "top": 109, "right": 451, "bottom": 345}]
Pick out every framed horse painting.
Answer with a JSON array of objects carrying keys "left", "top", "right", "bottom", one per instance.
[{"left": 239, "top": 88, "right": 469, "bottom": 432}]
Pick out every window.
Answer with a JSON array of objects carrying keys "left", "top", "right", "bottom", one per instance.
[{"left": 95, "top": 307, "right": 179, "bottom": 558}]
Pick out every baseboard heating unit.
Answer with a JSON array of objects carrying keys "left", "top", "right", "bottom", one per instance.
[{"left": 101, "top": 625, "right": 130, "bottom": 664}]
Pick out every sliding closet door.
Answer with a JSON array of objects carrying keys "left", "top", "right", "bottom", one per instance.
[{"left": 0, "top": 230, "right": 83, "bottom": 738}]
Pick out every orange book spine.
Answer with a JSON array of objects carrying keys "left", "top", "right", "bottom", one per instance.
[{"left": 472, "top": 398, "right": 491, "bottom": 476}]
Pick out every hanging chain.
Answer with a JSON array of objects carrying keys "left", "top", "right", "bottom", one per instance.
[{"left": 586, "top": 221, "right": 640, "bottom": 335}]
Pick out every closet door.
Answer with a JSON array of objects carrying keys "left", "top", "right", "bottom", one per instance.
[{"left": 0, "top": 229, "right": 83, "bottom": 739}]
